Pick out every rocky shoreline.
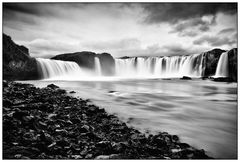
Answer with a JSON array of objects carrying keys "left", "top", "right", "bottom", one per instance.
[{"left": 3, "top": 81, "right": 212, "bottom": 159}]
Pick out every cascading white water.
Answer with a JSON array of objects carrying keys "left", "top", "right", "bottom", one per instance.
[
  {"left": 215, "top": 52, "right": 229, "bottom": 77},
  {"left": 36, "top": 53, "right": 207, "bottom": 80},
  {"left": 115, "top": 53, "right": 204, "bottom": 78},
  {"left": 94, "top": 57, "right": 102, "bottom": 76},
  {"left": 37, "top": 58, "right": 84, "bottom": 80}
]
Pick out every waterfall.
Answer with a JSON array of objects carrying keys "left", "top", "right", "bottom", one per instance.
[
  {"left": 36, "top": 53, "right": 206, "bottom": 80},
  {"left": 36, "top": 58, "right": 83, "bottom": 80},
  {"left": 115, "top": 53, "right": 204, "bottom": 78},
  {"left": 94, "top": 57, "right": 102, "bottom": 76},
  {"left": 215, "top": 52, "right": 229, "bottom": 77}
]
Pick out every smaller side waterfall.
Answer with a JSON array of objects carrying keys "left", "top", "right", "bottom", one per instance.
[
  {"left": 94, "top": 57, "right": 102, "bottom": 76},
  {"left": 215, "top": 52, "right": 229, "bottom": 77}
]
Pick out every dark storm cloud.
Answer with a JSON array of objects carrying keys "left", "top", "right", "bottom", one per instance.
[
  {"left": 3, "top": 3, "right": 127, "bottom": 18},
  {"left": 193, "top": 35, "right": 237, "bottom": 46},
  {"left": 143, "top": 3, "right": 237, "bottom": 24},
  {"left": 3, "top": 3, "right": 43, "bottom": 15},
  {"left": 3, "top": 3, "right": 54, "bottom": 27},
  {"left": 2, "top": 3, "right": 58, "bottom": 18},
  {"left": 143, "top": 3, "right": 236, "bottom": 37}
]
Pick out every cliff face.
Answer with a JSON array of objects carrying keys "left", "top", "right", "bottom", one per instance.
[
  {"left": 3, "top": 34, "right": 40, "bottom": 80},
  {"left": 51, "top": 52, "right": 116, "bottom": 76},
  {"left": 51, "top": 51, "right": 96, "bottom": 69},
  {"left": 202, "top": 48, "right": 226, "bottom": 77},
  {"left": 228, "top": 48, "right": 237, "bottom": 82},
  {"left": 98, "top": 53, "right": 115, "bottom": 76}
]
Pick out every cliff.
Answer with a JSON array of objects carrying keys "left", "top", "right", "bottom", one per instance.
[{"left": 3, "top": 34, "right": 40, "bottom": 80}]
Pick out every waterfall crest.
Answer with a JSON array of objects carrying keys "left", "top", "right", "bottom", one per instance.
[{"left": 215, "top": 52, "right": 229, "bottom": 77}]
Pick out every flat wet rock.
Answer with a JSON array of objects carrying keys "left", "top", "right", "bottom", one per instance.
[
  {"left": 3, "top": 81, "right": 212, "bottom": 159},
  {"left": 180, "top": 76, "right": 192, "bottom": 80}
]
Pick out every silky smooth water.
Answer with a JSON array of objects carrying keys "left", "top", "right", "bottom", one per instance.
[{"left": 22, "top": 79, "right": 237, "bottom": 159}]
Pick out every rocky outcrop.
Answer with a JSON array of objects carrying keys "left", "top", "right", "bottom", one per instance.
[
  {"left": 201, "top": 48, "right": 237, "bottom": 82},
  {"left": 228, "top": 48, "right": 237, "bottom": 82},
  {"left": 3, "top": 34, "right": 40, "bottom": 80},
  {"left": 98, "top": 53, "right": 115, "bottom": 76},
  {"left": 52, "top": 51, "right": 96, "bottom": 69},
  {"left": 51, "top": 52, "right": 115, "bottom": 76},
  {"left": 201, "top": 48, "right": 226, "bottom": 77}
]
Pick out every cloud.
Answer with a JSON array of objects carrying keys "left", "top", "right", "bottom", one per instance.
[
  {"left": 143, "top": 3, "right": 237, "bottom": 24},
  {"left": 218, "top": 27, "right": 236, "bottom": 34},
  {"left": 114, "top": 42, "right": 204, "bottom": 57},
  {"left": 193, "top": 35, "right": 237, "bottom": 47},
  {"left": 143, "top": 3, "right": 236, "bottom": 37},
  {"left": 82, "top": 38, "right": 141, "bottom": 51},
  {"left": 162, "top": 44, "right": 190, "bottom": 55},
  {"left": 169, "top": 16, "right": 216, "bottom": 37},
  {"left": 3, "top": 3, "right": 63, "bottom": 17},
  {"left": 3, "top": 3, "right": 237, "bottom": 58},
  {"left": 3, "top": 3, "right": 42, "bottom": 15},
  {"left": 24, "top": 39, "right": 82, "bottom": 58}
]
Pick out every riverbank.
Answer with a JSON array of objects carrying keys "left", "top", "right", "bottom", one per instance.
[{"left": 3, "top": 81, "right": 211, "bottom": 159}]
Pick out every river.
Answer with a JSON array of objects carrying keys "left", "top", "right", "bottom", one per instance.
[{"left": 22, "top": 78, "right": 237, "bottom": 159}]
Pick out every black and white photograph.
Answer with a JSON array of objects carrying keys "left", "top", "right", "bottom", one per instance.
[{"left": 2, "top": 2, "right": 237, "bottom": 159}]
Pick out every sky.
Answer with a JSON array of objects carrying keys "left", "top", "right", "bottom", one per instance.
[{"left": 3, "top": 3, "right": 237, "bottom": 58}]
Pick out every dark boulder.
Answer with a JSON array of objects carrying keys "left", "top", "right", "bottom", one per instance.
[
  {"left": 3, "top": 34, "right": 40, "bottom": 80},
  {"left": 212, "top": 77, "right": 233, "bottom": 82},
  {"left": 47, "top": 84, "right": 59, "bottom": 89},
  {"left": 180, "top": 76, "right": 192, "bottom": 80}
]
